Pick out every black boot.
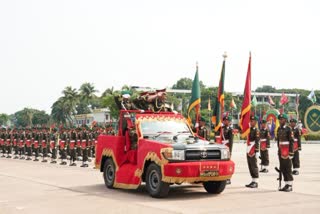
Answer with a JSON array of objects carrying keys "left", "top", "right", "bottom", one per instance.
[
  {"left": 245, "top": 182, "right": 258, "bottom": 188},
  {"left": 259, "top": 168, "right": 269, "bottom": 173},
  {"left": 292, "top": 170, "right": 299, "bottom": 175},
  {"left": 280, "top": 184, "right": 292, "bottom": 192}
]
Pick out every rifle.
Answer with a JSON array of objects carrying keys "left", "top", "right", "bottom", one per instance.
[{"left": 275, "top": 167, "right": 282, "bottom": 190}]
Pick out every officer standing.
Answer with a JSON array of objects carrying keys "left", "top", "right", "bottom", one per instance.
[
  {"left": 221, "top": 115, "right": 233, "bottom": 184},
  {"left": 289, "top": 118, "right": 301, "bottom": 175},
  {"left": 277, "top": 114, "right": 294, "bottom": 192},
  {"left": 198, "top": 117, "right": 210, "bottom": 141},
  {"left": 245, "top": 115, "right": 260, "bottom": 188},
  {"left": 259, "top": 119, "right": 270, "bottom": 173}
]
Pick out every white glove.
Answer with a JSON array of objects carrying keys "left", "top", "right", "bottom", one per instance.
[
  {"left": 140, "top": 110, "right": 145, "bottom": 113},
  {"left": 255, "top": 152, "right": 260, "bottom": 159},
  {"left": 195, "top": 123, "right": 199, "bottom": 128},
  {"left": 289, "top": 156, "right": 294, "bottom": 160}
]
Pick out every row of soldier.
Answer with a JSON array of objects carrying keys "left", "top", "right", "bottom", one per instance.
[
  {"left": 0, "top": 126, "right": 115, "bottom": 167},
  {"left": 197, "top": 113, "right": 302, "bottom": 192}
]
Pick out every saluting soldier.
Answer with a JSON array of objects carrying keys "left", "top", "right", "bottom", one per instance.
[
  {"left": 259, "top": 119, "right": 271, "bottom": 173},
  {"left": 13, "top": 129, "right": 19, "bottom": 159},
  {"left": 198, "top": 117, "right": 210, "bottom": 141},
  {"left": 50, "top": 128, "right": 59, "bottom": 164},
  {"left": 41, "top": 128, "right": 49, "bottom": 163},
  {"left": 76, "top": 127, "right": 82, "bottom": 161},
  {"left": 69, "top": 128, "right": 77, "bottom": 166},
  {"left": 80, "top": 127, "right": 89, "bottom": 167},
  {"left": 245, "top": 115, "right": 260, "bottom": 188},
  {"left": 289, "top": 118, "right": 301, "bottom": 175},
  {"left": 33, "top": 128, "right": 41, "bottom": 161},
  {"left": 277, "top": 113, "right": 294, "bottom": 192},
  {"left": 25, "top": 128, "right": 33, "bottom": 160},
  {"left": 0, "top": 128, "right": 6, "bottom": 157},
  {"left": 59, "top": 128, "right": 68, "bottom": 165},
  {"left": 6, "top": 128, "right": 13, "bottom": 158},
  {"left": 18, "top": 128, "right": 26, "bottom": 160}
]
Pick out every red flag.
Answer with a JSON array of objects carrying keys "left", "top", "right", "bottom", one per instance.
[
  {"left": 280, "top": 92, "right": 288, "bottom": 105},
  {"left": 239, "top": 53, "right": 252, "bottom": 138}
]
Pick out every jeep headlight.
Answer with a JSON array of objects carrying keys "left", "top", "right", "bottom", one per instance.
[
  {"left": 221, "top": 148, "right": 230, "bottom": 160},
  {"left": 162, "top": 149, "right": 185, "bottom": 161}
]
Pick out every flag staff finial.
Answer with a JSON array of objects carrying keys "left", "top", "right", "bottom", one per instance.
[{"left": 223, "top": 52, "right": 227, "bottom": 60}]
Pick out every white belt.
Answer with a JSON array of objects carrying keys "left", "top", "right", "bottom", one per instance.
[
  {"left": 294, "top": 138, "right": 298, "bottom": 141},
  {"left": 222, "top": 140, "right": 229, "bottom": 145},
  {"left": 247, "top": 141, "right": 255, "bottom": 153},
  {"left": 34, "top": 141, "right": 38, "bottom": 143},
  {"left": 70, "top": 140, "right": 75, "bottom": 142},
  {"left": 279, "top": 141, "right": 289, "bottom": 145},
  {"left": 61, "top": 141, "right": 65, "bottom": 143},
  {"left": 82, "top": 140, "right": 86, "bottom": 142},
  {"left": 260, "top": 139, "right": 267, "bottom": 142}
]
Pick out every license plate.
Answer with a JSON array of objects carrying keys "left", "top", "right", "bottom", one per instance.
[{"left": 200, "top": 170, "right": 219, "bottom": 177}]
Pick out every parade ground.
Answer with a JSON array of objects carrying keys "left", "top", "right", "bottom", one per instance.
[{"left": 1, "top": 142, "right": 320, "bottom": 214}]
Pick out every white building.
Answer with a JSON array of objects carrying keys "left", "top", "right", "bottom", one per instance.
[{"left": 73, "top": 108, "right": 113, "bottom": 126}]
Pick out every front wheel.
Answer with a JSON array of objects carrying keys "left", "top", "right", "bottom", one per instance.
[
  {"left": 103, "top": 158, "right": 116, "bottom": 188},
  {"left": 145, "top": 163, "right": 170, "bottom": 198},
  {"left": 203, "top": 180, "right": 226, "bottom": 194}
]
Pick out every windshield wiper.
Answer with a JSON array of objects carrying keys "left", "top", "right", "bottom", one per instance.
[
  {"left": 153, "top": 131, "right": 172, "bottom": 139},
  {"left": 173, "top": 131, "right": 192, "bottom": 141}
]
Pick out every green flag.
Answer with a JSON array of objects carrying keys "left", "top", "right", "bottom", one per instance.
[
  {"left": 187, "top": 65, "right": 201, "bottom": 125},
  {"left": 213, "top": 58, "right": 226, "bottom": 132},
  {"left": 307, "top": 89, "right": 317, "bottom": 104},
  {"left": 251, "top": 95, "right": 258, "bottom": 107}
]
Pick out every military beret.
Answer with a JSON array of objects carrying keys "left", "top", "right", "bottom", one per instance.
[
  {"left": 261, "top": 119, "right": 267, "bottom": 123},
  {"left": 200, "top": 117, "right": 206, "bottom": 122},
  {"left": 121, "top": 90, "right": 132, "bottom": 98},
  {"left": 290, "top": 118, "right": 297, "bottom": 123},
  {"left": 223, "top": 115, "right": 232, "bottom": 121},
  {"left": 278, "top": 113, "right": 288, "bottom": 120},
  {"left": 250, "top": 115, "right": 259, "bottom": 121}
]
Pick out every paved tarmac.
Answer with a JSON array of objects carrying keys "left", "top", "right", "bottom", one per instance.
[{"left": 0, "top": 142, "right": 320, "bottom": 214}]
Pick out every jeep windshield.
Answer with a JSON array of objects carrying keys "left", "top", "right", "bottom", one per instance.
[{"left": 140, "top": 120, "right": 194, "bottom": 143}]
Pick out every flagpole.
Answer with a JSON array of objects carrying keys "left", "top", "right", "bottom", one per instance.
[{"left": 220, "top": 52, "right": 227, "bottom": 141}]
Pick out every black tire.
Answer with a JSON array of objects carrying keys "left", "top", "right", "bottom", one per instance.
[
  {"left": 145, "top": 163, "right": 170, "bottom": 198},
  {"left": 203, "top": 180, "right": 226, "bottom": 194},
  {"left": 103, "top": 158, "right": 116, "bottom": 189}
]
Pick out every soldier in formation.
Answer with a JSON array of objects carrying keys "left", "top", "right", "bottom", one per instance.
[
  {"left": 277, "top": 113, "right": 294, "bottom": 192},
  {"left": 259, "top": 119, "right": 270, "bottom": 173},
  {"left": 289, "top": 118, "right": 301, "bottom": 175},
  {"left": 245, "top": 115, "right": 260, "bottom": 188},
  {"left": 0, "top": 125, "right": 113, "bottom": 168}
]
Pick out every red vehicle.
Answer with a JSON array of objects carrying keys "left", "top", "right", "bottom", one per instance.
[{"left": 95, "top": 110, "right": 235, "bottom": 198}]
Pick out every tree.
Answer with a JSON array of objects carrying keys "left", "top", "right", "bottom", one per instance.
[
  {"left": 0, "top": 113, "right": 9, "bottom": 126},
  {"left": 51, "top": 86, "right": 79, "bottom": 125},
  {"left": 14, "top": 108, "right": 50, "bottom": 127},
  {"left": 78, "top": 83, "right": 98, "bottom": 114},
  {"left": 255, "top": 85, "right": 276, "bottom": 93},
  {"left": 51, "top": 98, "right": 68, "bottom": 125},
  {"left": 172, "top": 77, "right": 205, "bottom": 90}
]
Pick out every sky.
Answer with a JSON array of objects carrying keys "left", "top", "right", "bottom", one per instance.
[{"left": 0, "top": 0, "right": 319, "bottom": 115}]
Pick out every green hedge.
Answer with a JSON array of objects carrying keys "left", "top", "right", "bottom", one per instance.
[{"left": 303, "top": 134, "right": 320, "bottom": 141}]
